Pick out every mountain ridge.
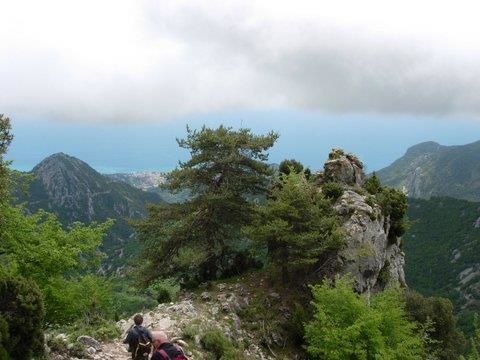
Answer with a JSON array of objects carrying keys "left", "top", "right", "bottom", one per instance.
[
  {"left": 377, "top": 139, "right": 480, "bottom": 200},
  {"left": 15, "top": 153, "right": 164, "bottom": 270}
]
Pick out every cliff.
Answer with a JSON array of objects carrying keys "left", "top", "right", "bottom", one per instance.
[{"left": 319, "top": 148, "right": 406, "bottom": 293}]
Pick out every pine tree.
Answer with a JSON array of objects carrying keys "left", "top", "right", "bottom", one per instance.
[
  {"left": 135, "top": 125, "right": 278, "bottom": 285},
  {"left": 247, "top": 171, "right": 342, "bottom": 283},
  {"left": 0, "top": 114, "right": 13, "bottom": 205}
]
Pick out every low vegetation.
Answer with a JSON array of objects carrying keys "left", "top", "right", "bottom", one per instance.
[{"left": 305, "top": 277, "right": 426, "bottom": 359}]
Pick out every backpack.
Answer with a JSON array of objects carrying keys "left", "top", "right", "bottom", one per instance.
[
  {"left": 157, "top": 344, "right": 188, "bottom": 360},
  {"left": 134, "top": 328, "right": 152, "bottom": 358}
]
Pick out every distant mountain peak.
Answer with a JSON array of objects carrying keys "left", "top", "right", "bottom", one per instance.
[
  {"left": 39, "top": 152, "right": 78, "bottom": 162},
  {"left": 404, "top": 141, "right": 442, "bottom": 156},
  {"left": 16, "top": 154, "right": 163, "bottom": 270},
  {"left": 35, "top": 152, "right": 85, "bottom": 166},
  {"left": 377, "top": 139, "right": 480, "bottom": 200}
]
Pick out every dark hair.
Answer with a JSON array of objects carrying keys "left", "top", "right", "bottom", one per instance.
[{"left": 133, "top": 314, "right": 143, "bottom": 326}]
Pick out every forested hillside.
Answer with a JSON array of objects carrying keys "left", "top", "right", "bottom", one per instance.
[{"left": 404, "top": 196, "right": 480, "bottom": 330}]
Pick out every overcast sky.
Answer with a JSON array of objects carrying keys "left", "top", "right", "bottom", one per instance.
[
  {"left": 2, "top": 0, "right": 480, "bottom": 122},
  {"left": 3, "top": 1, "right": 480, "bottom": 172}
]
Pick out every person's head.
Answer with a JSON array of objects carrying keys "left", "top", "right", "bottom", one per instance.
[
  {"left": 151, "top": 331, "right": 169, "bottom": 349},
  {"left": 133, "top": 314, "right": 143, "bottom": 326}
]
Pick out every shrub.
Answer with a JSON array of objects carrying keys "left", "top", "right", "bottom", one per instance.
[
  {"left": 278, "top": 159, "right": 304, "bottom": 175},
  {"left": 365, "top": 195, "right": 376, "bottom": 208},
  {"left": 148, "top": 278, "right": 180, "bottom": 304},
  {"left": 405, "top": 291, "right": 466, "bottom": 360},
  {"left": 377, "top": 187, "right": 408, "bottom": 238},
  {"left": 364, "top": 172, "right": 382, "bottom": 194},
  {"left": 111, "top": 278, "right": 157, "bottom": 318},
  {"left": 305, "top": 276, "right": 425, "bottom": 360},
  {"left": 283, "top": 302, "right": 311, "bottom": 346},
  {"left": 200, "top": 328, "right": 242, "bottom": 359},
  {"left": 182, "top": 324, "right": 199, "bottom": 341},
  {"left": 0, "top": 273, "right": 45, "bottom": 360},
  {"left": 54, "top": 316, "right": 120, "bottom": 343},
  {"left": 47, "top": 336, "right": 69, "bottom": 354},
  {"left": 322, "top": 182, "right": 344, "bottom": 201},
  {"left": 0, "top": 316, "right": 10, "bottom": 360},
  {"left": 45, "top": 274, "right": 114, "bottom": 324}
]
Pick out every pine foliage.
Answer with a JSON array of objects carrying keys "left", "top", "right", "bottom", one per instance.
[
  {"left": 136, "top": 125, "right": 278, "bottom": 285},
  {"left": 247, "top": 171, "right": 343, "bottom": 283},
  {"left": 0, "top": 272, "right": 45, "bottom": 359}
]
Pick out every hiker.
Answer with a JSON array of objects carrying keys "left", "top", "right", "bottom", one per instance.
[
  {"left": 151, "top": 330, "right": 187, "bottom": 360},
  {"left": 123, "top": 314, "right": 153, "bottom": 360}
]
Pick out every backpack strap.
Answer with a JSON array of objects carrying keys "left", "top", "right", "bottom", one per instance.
[
  {"left": 158, "top": 349, "right": 170, "bottom": 360},
  {"left": 134, "top": 327, "right": 152, "bottom": 357}
]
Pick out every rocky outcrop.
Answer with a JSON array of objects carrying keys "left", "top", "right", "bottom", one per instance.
[
  {"left": 323, "top": 148, "right": 365, "bottom": 186},
  {"left": 321, "top": 149, "right": 406, "bottom": 293},
  {"left": 334, "top": 189, "right": 406, "bottom": 292}
]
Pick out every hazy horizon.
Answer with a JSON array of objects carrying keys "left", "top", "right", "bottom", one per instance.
[{"left": 8, "top": 113, "right": 480, "bottom": 174}]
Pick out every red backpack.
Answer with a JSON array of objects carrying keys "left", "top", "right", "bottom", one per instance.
[{"left": 156, "top": 344, "right": 188, "bottom": 360}]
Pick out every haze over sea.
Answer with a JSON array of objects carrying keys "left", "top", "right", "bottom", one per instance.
[{"left": 9, "top": 113, "right": 480, "bottom": 174}]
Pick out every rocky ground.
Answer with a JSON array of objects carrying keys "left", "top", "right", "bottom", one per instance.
[{"left": 47, "top": 275, "right": 297, "bottom": 360}]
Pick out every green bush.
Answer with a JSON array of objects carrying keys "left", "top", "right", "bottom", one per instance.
[
  {"left": 405, "top": 291, "right": 466, "bottom": 360},
  {"left": 364, "top": 172, "right": 382, "bottom": 195},
  {"left": 111, "top": 278, "right": 157, "bottom": 318},
  {"left": 0, "top": 316, "right": 10, "bottom": 360},
  {"left": 200, "top": 328, "right": 242, "bottom": 359},
  {"left": 156, "top": 287, "right": 172, "bottom": 303},
  {"left": 63, "top": 316, "right": 120, "bottom": 342},
  {"left": 45, "top": 274, "right": 114, "bottom": 324},
  {"left": 377, "top": 187, "right": 408, "bottom": 238},
  {"left": 148, "top": 278, "right": 180, "bottom": 304},
  {"left": 0, "top": 273, "right": 45, "bottom": 360},
  {"left": 182, "top": 324, "right": 199, "bottom": 341},
  {"left": 278, "top": 159, "right": 304, "bottom": 175},
  {"left": 47, "top": 336, "right": 69, "bottom": 354},
  {"left": 365, "top": 195, "right": 376, "bottom": 208},
  {"left": 322, "top": 182, "right": 344, "bottom": 201},
  {"left": 283, "top": 302, "right": 311, "bottom": 346},
  {"left": 305, "top": 276, "right": 425, "bottom": 360}
]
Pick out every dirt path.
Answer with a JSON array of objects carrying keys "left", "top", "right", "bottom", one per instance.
[{"left": 94, "top": 341, "right": 131, "bottom": 360}]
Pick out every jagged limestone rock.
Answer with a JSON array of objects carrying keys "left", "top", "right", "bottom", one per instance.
[
  {"left": 323, "top": 148, "right": 365, "bottom": 186},
  {"left": 325, "top": 149, "right": 406, "bottom": 293},
  {"left": 77, "top": 335, "right": 102, "bottom": 351}
]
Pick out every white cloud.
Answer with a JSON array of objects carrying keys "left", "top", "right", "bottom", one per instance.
[{"left": 1, "top": 0, "right": 480, "bottom": 122}]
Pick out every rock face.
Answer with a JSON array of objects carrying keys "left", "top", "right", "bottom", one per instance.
[
  {"left": 324, "top": 148, "right": 365, "bottom": 186},
  {"left": 335, "top": 190, "right": 406, "bottom": 292},
  {"left": 321, "top": 149, "right": 406, "bottom": 293}
]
